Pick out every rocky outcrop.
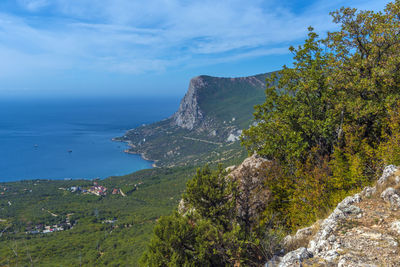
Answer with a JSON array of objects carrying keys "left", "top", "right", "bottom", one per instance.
[
  {"left": 377, "top": 165, "right": 398, "bottom": 185},
  {"left": 172, "top": 74, "right": 268, "bottom": 132},
  {"left": 269, "top": 165, "right": 400, "bottom": 266},
  {"left": 179, "top": 154, "right": 269, "bottom": 217},
  {"left": 226, "top": 129, "right": 243, "bottom": 142},
  {"left": 381, "top": 187, "right": 400, "bottom": 210},
  {"left": 265, "top": 247, "right": 314, "bottom": 267},
  {"left": 119, "top": 72, "right": 270, "bottom": 167},
  {"left": 172, "top": 76, "right": 206, "bottom": 130},
  {"left": 228, "top": 153, "right": 268, "bottom": 178}
]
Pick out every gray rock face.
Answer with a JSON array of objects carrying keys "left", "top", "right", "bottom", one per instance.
[
  {"left": 172, "top": 76, "right": 205, "bottom": 130},
  {"left": 377, "top": 165, "right": 398, "bottom": 185},
  {"left": 381, "top": 187, "right": 400, "bottom": 209},
  {"left": 278, "top": 247, "right": 312, "bottom": 267},
  {"left": 268, "top": 165, "right": 400, "bottom": 266},
  {"left": 307, "top": 193, "right": 363, "bottom": 261},
  {"left": 228, "top": 154, "right": 268, "bottom": 177},
  {"left": 361, "top": 186, "right": 377, "bottom": 198}
]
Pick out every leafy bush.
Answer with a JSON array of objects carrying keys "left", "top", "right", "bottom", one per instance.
[{"left": 242, "top": 1, "right": 400, "bottom": 231}]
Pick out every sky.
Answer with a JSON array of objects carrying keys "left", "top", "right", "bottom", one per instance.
[{"left": 0, "top": 0, "right": 390, "bottom": 99}]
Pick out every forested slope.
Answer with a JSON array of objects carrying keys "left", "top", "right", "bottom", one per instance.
[{"left": 142, "top": 2, "right": 400, "bottom": 266}]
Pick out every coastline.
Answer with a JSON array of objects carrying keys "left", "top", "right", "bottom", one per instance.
[
  {"left": 112, "top": 138, "right": 158, "bottom": 168},
  {"left": 0, "top": 98, "right": 177, "bottom": 183}
]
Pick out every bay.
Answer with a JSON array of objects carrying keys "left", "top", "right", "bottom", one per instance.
[{"left": 0, "top": 97, "right": 179, "bottom": 182}]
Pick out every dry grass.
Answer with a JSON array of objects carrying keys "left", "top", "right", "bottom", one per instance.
[
  {"left": 284, "top": 221, "right": 322, "bottom": 252},
  {"left": 285, "top": 235, "right": 310, "bottom": 252}
]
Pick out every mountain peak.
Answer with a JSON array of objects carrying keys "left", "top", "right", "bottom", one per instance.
[
  {"left": 118, "top": 72, "right": 272, "bottom": 167},
  {"left": 172, "top": 73, "right": 270, "bottom": 131},
  {"left": 172, "top": 76, "right": 206, "bottom": 130}
]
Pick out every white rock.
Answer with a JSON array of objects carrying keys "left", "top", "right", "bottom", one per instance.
[
  {"left": 225, "top": 165, "right": 236, "bottom": 172},
  {"left": 381, "top": 187, "right": 397, "bottom": 200},
  {"left": 296, "top": 226, "right": 313, "bottom": 237},
  {"left": 390, "top": 220, "right": 400, "bottom": 235},
  {"left": 309, "top": 193, "right": 363, "bottom": 255},
  {"left": 327, "top": 235, "right": 336, "bottom": 243},
  {"left": 378, "top": 165, "right": 398, "bottom": 185},
  {"left": 266, "top": 165, "right": 400, "bottom": 266},
  {"left": 320, "top": 249, "right": 339, "bottom": 262},
  {"left": 381, "top": 187, "right": 400, "bottom": 209},
  {"left": 361, "top": 186, "right": 377, "bottom": 198},
  {"left": 226, "top": 129, "right": 242, "bottom": 142},
  {"left": 278, "top": 247, "right": 312, "bottom": 267}
]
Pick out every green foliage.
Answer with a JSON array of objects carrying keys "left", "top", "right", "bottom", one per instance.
[
  {"left": 242, "top": 0, "right": 400, "bottom": 231},
  {"left": 242, "top": 28, "right": 337, "bottom": 165},
  {"left": 196, "top": 74, "right": 272, "bottom": 129},
  {"left": 141, "top": 212, "right": 237, "bottom": 267},
  {"left": 142, "top": 166, "right": 238, "bottom": 266},
  {"left": 184, "top": 165, "right": 235, "bottom": 229},
  {"left": 142, "top": 165, "right": 283, "bottom": 266},
  {"left": 378, "top": 102, "right": 400, "bottom": 166},
  {"left": 0, "top": 167, "right": 196, "bottom": 266}
]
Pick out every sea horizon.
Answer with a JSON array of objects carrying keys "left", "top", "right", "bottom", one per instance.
[{"left": 0, "top": 96, "right": 180, "bottom": 183}]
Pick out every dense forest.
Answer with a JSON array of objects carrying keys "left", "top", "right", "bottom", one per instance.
[
  {"left": 142, "top": 1, "right": 400, "bottom": 266},
  {"left": 0, "top": 167, "right": 197, "bottom": 266},
  {"left": 0, "top": 155, "right": 246, "bottom": 265}
]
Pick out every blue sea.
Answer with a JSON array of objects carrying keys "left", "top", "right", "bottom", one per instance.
[{"left": 0, "top": 97, "right": 180, "bottom": 182}]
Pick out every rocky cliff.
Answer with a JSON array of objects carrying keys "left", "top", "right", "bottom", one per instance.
[
  {"left": 268, "top": 165, "right": 400, "bottom": 267},
  {"left": 172, "top": 74, "right": 268, "bottom": 132},
  {"left": 172, "top": 76, "right": 205, "bottom": 130},
  {"left": 116, "top": 72, "right": 272, "bottom": 167}
]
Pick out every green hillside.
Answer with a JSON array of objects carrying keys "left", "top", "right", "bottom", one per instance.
[
  {"left": 116, "top": 73, "right": 272, "bottom": 167},
  {"left": 0, "top": 167, "right": 194, "bottom": 266},
  {"left": 0, "top": 73, "right": 269, "bottom": 265},
  {"left": 197, "top": 73, "right": 271, "bottom": 128}
]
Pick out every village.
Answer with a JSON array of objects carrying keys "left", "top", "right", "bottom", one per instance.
[
  {"left": 57, "top": 181, "right": 145, "bottom": 197},
  {"left": 26, "top": 213, "right": 74, "bottom": 235},
  {"left": 1, "top": 180, "right": 144, "bottom": 236}
]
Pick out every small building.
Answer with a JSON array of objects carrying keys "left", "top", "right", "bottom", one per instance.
[{"left": 112, "top": 188, "right": 119, "bottom": 195}]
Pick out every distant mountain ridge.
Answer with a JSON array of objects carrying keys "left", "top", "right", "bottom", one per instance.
[{"left": 116, "top": 72, "right": 272, "bottom": 167}]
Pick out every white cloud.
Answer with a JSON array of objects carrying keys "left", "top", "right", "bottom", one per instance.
[
  {"left": 0, "top": 0, "right": 390, "bottom": 79},
  {"left": 17, "top": 0, "right": 49, "bottom": 11}
]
